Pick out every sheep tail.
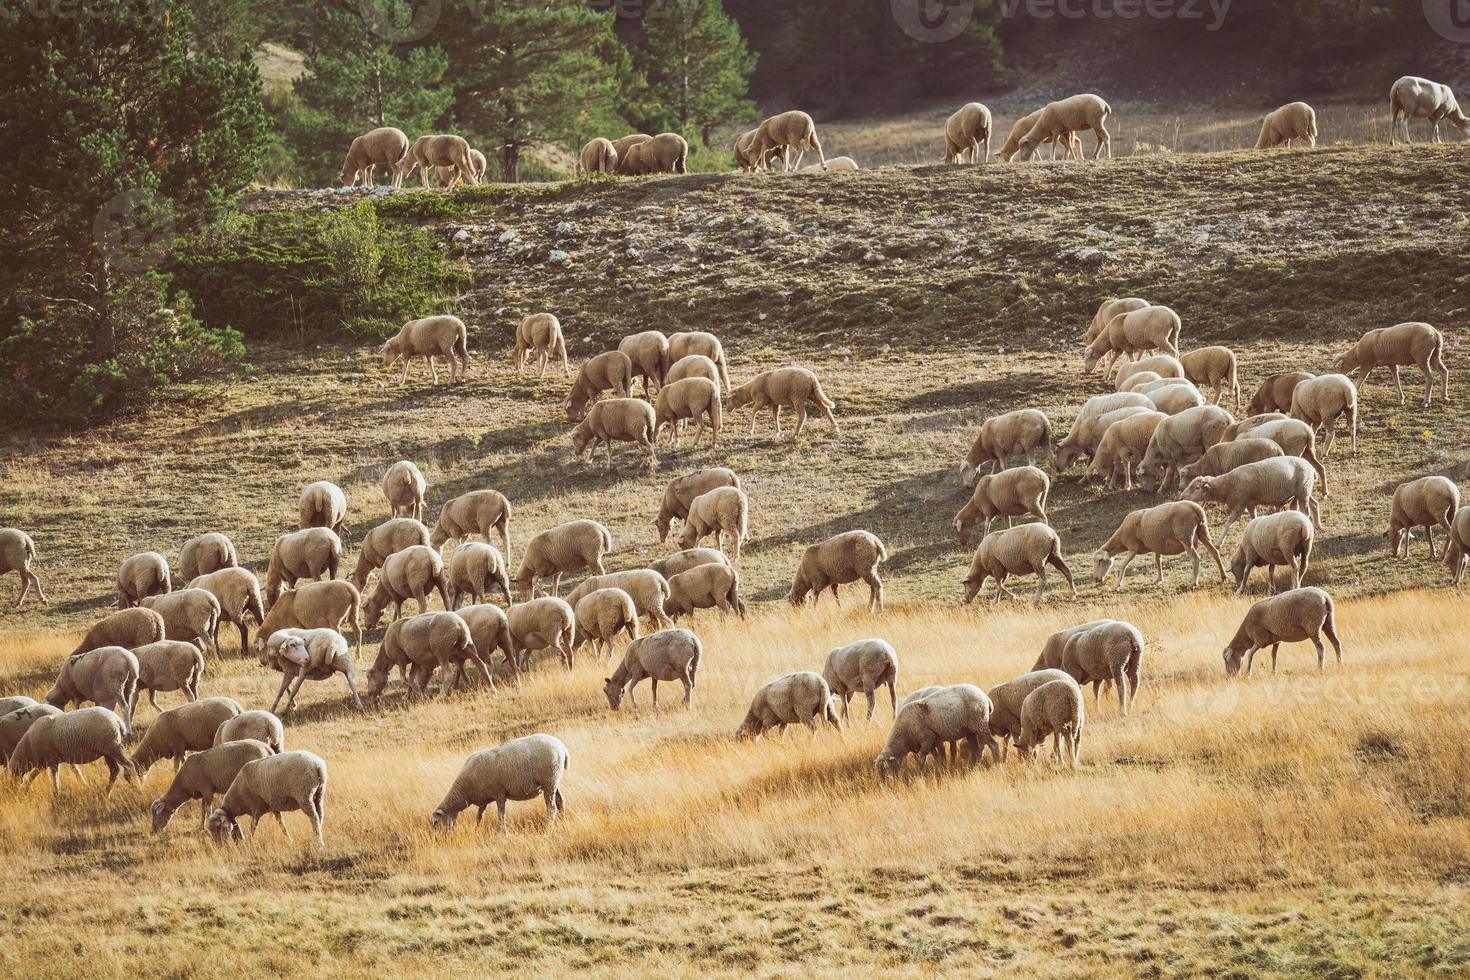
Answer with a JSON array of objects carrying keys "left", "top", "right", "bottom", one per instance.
[
  {"left": 599, "top": 525, "right": 613, "bottom": 554},
  {"left": 875, "top": 538, "right": 889, "bottom": 562},
  {"left": 813, "top": 381, "right": 836, "bottom": 410}
]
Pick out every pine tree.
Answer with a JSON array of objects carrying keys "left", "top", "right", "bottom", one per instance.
[{"left": 637, "top": 0, "right": 756, "bottom": 145}]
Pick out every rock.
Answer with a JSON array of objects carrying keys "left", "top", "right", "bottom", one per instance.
[
  {"left": 549, "top": 249, "right": 570, "bottom": 264},
  {"left": 452, "top": 229, "right": 471, "bottom": 243},
  {"left": 498, "top": 229, "right": 518, "bottom": 244}
]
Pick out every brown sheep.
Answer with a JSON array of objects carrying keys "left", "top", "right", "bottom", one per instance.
[
  {"left": 72, "top": 607, "right": 166, "bottom": 657},
  {"left": 382, "top": 315, "right": 470, "bottom": 385},
  {"left": 954, "top": 466, "right": 1050, "bottom": 546},
  {"left": 340, "top": 126, "right": 409, "bottom": 188},
  {"left": 396, "top": 134, "right": 479, "bottom": 189},
  {"left": 576, "top": 137, "right": 618, "bottom": 175},
  {"left": 252, "top": 580, "right": 363, "bottom": 660},
  {"left": 1, "top": 528, "right": 48, "bottom": 608},
  {"left": 788, "top": 530, "right": 888, "bottom": 611},
  {"left": 618, "top": 330, "right": 669, "bottom": 395},
  {"left": 960, "top": 409, "right": 1053, "bottom": 484},
  {"left": 1248, "top": 372, "right": 1315, "bottom": 415},
  {"left": 653, "top": 377, "right": 722, "bottom": 448},
  {"left": 566, "top": 350, "right": 634, "bottom": 421},
  {"left": 665, "top": 563, "right": 745, "bottom": 620},
  {"left": 1179, "top": 346, "right": 1241, "bottom": 409},
  {"left": 352, "top": 517, "right": 433, "bottom": 592},
  {"left": 944, "top": 102, "right": 992, "bottom": 164}
]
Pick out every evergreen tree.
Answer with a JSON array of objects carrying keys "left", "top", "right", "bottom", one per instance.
[{"left": 637, "top": 0, "right": 756, "bottom": 145}]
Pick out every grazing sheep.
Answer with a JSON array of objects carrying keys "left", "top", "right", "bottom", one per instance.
[
  {"left": 151, "top": 739, "right": 273, "bottom": 832},
  {"left": 362, "top": 544, "right": 451, "bottom": 627},
  {"left": 448, "top": 542, "right": 511, "bottom": 609},
  {"left": 1224, "top": 413, "right": 1286, "bottom": 440},
  {"left": 0, "top": 695, "right": 38, "bottom": 717},
  {"left": 1443, "top": 509, "right": 1470, "bottom": 584},
  {"left": 368, "top": 612, "right": 487, "bottom": 697},
  {"left": 749, "top": 110, "right": 825, "bottom": 171},
  {"left": 1015, "top": 94, "right": 1112, "bottom": 160},
  {"left": 664, "top": 563, "right": 745, "bottom": 620},
  {"left": 566, "top": 351, "right": 634, "bottom": 421},
  {"left": 733, "top": 127, "right": 780, "bottom": 171},
  {"left": 1114, "top": 355, "right": 1185, "bottom": 391},
  {"left": 576, "top": 137, "right": 618, "bottom": 175},
  {"left": 611, "top": 133, "right": 653, "bottom": 159},
  {"left": 207, "top": 750, "right": 328, "bottom": 847},
  {"left": 988, "top": 668, "right": 1080, "bottom": 759},
  {"left": 954, "top": 465, "right": 1050, "bottom": 545},
  {"left": 340, "top": 126, "right": 409, "bottom": 187},
  {"left": 1084, "top": 297, "right": 1150, "bottom": 345},
  {"left": 116, "top": 551, "right": 171, "bottom": 608},
  {"left": 874, "top": 685, "right": 998, "bottom": 776},
  {"left": 654, "top": 377, "right": 722, "bottom": 448},
  {"left": 654, "top": 467, "right": 741, "bottom": 543},
  {"left": 433, "top": 148, "right": 486, "bottom": 186},
  {"left": 507, "top": 597, "right": 576, "bottom": 671},
  {"left": 736, "top": 672, "right": 842, "bottom": 739},
  {"left": 1223, "top": 587, "right": 1341, "bottom": 676},
  {"left": 253, "top": 580, "right": 363, "bottom": 660},
  {"left": 1058, "top": 388, "right": 1154, "bottom": 441},
  {"left": 430, "top": 734, "right": 568, "bottom": 832},
  {"left": 1256, "top": 102, "right": 1318, "bottom": 149},
  {"left": 1248, "top": 372, "right": 1314, "bottom": 415},
  {"left": 8, "top": 706, "right": 138, "bottom": 793},
  {"left": 299, "top": 481, "right": 348, "bottom": 536},
  {"left": 1055, "top": 406, "right": 1155, "bottom": 472},
  {"left": 1181, "top": 456, "right": 1323, "bottom": 542},
  {"left": 72, "top": 607, "right": 165, "bottom": 658},
  {"left": 213, "top": 711, "right": 284, "bottom": 753},
  {"left": 1334, "top": 322, "right": 1449, "bottom": 408},
  {"left": 960, "top": 409, "right": 1052, "bottom": 484},
  {"left": 140, "top": 588, "right": 223, "bottom": 659},
  {"left": 1092, "top": 500, "right": 1226, "bottom": 591},
  {"left": 130, "top": 697, "right": 242, "bottom": 774},
  {"left": 178, "top": 532, "right": 237, "bottom": 582},
  {"left": 382, "top": 315, "right": 470, "bottom": 385},
  {"left": 131, "top": 640, "right": 204, "bottom": 715},
  {"left": 383, "top": 460, "right": 427, "bottom": 522},
  {"left": 727, "top": 366, "right": 838, "bottom": 438},
  {"left": 1180, "top": 347, "right": 1242, "bottom": 408},
  {"left": 1086, "top": 411, "right": 1167, "bottom": 490},
  {"left": 603, "top": 628, "right": 702, "bottom": 711},
  {"left": 1386, "top": 475, "right": 1461, "bottom": 559},
  {"left": 565, "top": 569, "right": 673, "bottom": 631},
  {"left": 1056, "top": 620, "right": 1144, "bottom": 714},
  {"left": 1224, "top": 417, "right": 1330, "bottom": 495},
  {"left": 188, "top": 566, "right": 265, "bottom": 655},
  {"left": 263, "top": 629, "right": 361, "bottom": 714},
  {"left": 0, "top": 528, "right": 47, "bottom": 608},
  {"left": 454, "top": 603, "right": 520, "bottom": 684},
  {"left": 511, "top": 312, "right": 570, "bottom": 378},
  {"left": 666, "top": 331, "right": 732, "bottom": 394},
  {"left": 514, "top": 519, "right": 612, "bottom": 599},
  {"left": 263, "top": 527, "right": 342, "bottom": 607},
  {"left": 571, "top": 398, "right": 659, "bottom": 471},
  {"left": 1390, "top": 76, "right": 1470, "bottom": 145},
  {"left": 996, "top": 108, "right": 1079, "bottom": 161},
  {"left": 674, "top": 486, "right": 749, "bottom": 561},
  {"left": 649, "top": 548, "right": 729, "bottom": 582},
  {"left": 788, "top": 530, "right": 889, "bottom": 610},
  {"left": 0, "top": 704, "right": 64, "bottom": 767},
  {"left": 665, "top": 354, "right": 721, "bottom": 390},
  {"left": 353, "top": 517, "right": 434, "bottom": 591},
  {"left": 1289, "top": 374, "right": 1358, "bottom": 456},
  {"left": 1014, "top": 680, "right": 1085, "bottom": 768},
  {"left": 1231, "top": 511, "right": 1314, "bottom": 595},
  {"left": 47, "top": 645, "right": 140, "bottom": 735},
  {"left": 1145, "top": 381, "right": 1207, "bottom": 417},
  {"left": 821, "top": 638, "right": 898, "bottom": 722},
  {"left": 1139, "top": 404, "right": 1235, "bottom": 492},
  {"left": 1178, "top": 438, "right": 1286, "bottom": 484},
  {"left": 944, "top": 102, "right": 992, "bottom": 163},
  {"left": 396, "top": 134, "right": 479, "bottom": 189},
  {"left": 962, "top": 523, "right": 1075, "bottom": 605},
  {"left": 1119, "top": 371, "right": 1162, "bottom": 392},
  {"left": 1084, "top": 305, "right": 1182, "bottom": 376},
  {"left": 619, "top": 330, "right": 670, "bottom": 395},
  {"left": 615, "top": 132, "right": 689, "bottom": 175},
  {"left": 572, "top": 587, "right": 640, "bottom": 659}
]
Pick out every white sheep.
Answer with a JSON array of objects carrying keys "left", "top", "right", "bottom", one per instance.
[
  {"left": 602, "top": 628, "right": 702, "bottom": 711},
  {"left": 571, "top": 398, "right": 658, "bottom": 472},
  {"left": 618, "top": 330, "right": 669, "bottom": 395},
  {"left": 514, "top": 519, "right": 612, "bottom": 599},
  {"left": 431, "top": 734, "right": 568, "bottom": 832},
  {"left": 299, "top": 480, "right": 348, "bottom": 537},
  {"left": 511, "top": 313, "right": 570, "bottom": 378},
  {"left": 1222, "top": 587, "right": 1341, "bottom": 676},
  {"left": 382, "top": 315, "right": 470, "bottom": 385},
  {"left": 207, "top": 750, "right": 328, "bottom": 848},
  {"left": 1231, "top": 511, "right": 1314, "bottom": 595},
  {"left": 748, "top": 110, "right": 826, "bottom": 171},
  {"left": 8, "top": 706, "right": 138, "bottom": 793},
  {"left": 140, "top": 588, "right": 223, "bottom": 659},
  {"left": 1084, "top": 297, "right": 1149, "bottom": 346},
  {"left": 664, "top": 563, "right": 745, "bottom": 620},
  {"left": 654, "top": 467, "right": 741, "bottom": 543},
  {"left": 987, "top": 668, "right": 1080, "bottom": 759},
  {"left": 507, "top": 597, "right": 576, "bottom": 671},
  {"left": 1084, "top": 306, "right": 1181, "bottom": 376},
  {"left": 572, "top": 587, "right": 640, "bottom": 659},
  {"left": 1013, "top": 680, "right": 1084, "bottom": 769},
  {"left": 944, "top": 102, "right": 992, "bottom": 163},
  {"left": 46, "top": 645, "right": 140, "bottom": 736},
  {"left": 178, "top": 532, "right": 237, "bottom": 583},
  {"left": 264, "top": 629, "right": 360, "bottom": 714},
  {"left": 726, "top": 367, "right": 838, "bottom": 438},
  {"left": 874, "top": 685, "right": 998, "bottom": 776},
  {"left": 383, "top": 460, "right": 427, "bottom": 522},
  {"left": 821, "top": 638, "right": 899, "bottom": 722},
  {"left": 1181, "top": 456, "right": 1323, "bottom": 542},
  {"left": 1055, "top": 405, "right": 1155, "bottom": 473},
  {"left": 576, "top": 137, "right": 618, "bottom": 175},
  {"left": 213, "top": 710, "right": 285, "bottom": 753},
  {"left": 674, "top": 486, "right": 749, "bottom": 561},
  {"left": 252, "top": 580, "right": 363, "bottom": 660},
  {"left": 1138, "top": 404, "right": 1235, "bottom": 492},
  {"left": 151, "top": 739, "right": 274, "bottom": 833},
  {"left": 666, "top": 331, "right": 731, "bottom": 394},
  {"left": 1332, "top": 321, "right": 1449, "bottom": 407},
  {"left": 735, "top": 672, "right": 843, "bottom": 739},
  {"left": 1390, "top": 76, "right": 1470, "bottom": 145},
  {"left": 1085, "top": 411, "right": 1167, "bottom": 490},
  {"left": 960, "top": 409, "right": 1052, "bottom": 483},
  {"left": 1289, "top": 374, "right": 1358, "bottom": 456},
  {"left": 1386, "top": 475, "right": 1460, "bottom": 559},
  {"left": 566, "top": 350, "right": 635, "bottom": 421},
  {"left": 962, "top": 523, "right": 1075, "bottom": 604},
  {"left": 1444, "top": 509, "right": 1470, "bottom": 585},
  {"left": 1179, "top": 346, "right": 1242, "bottom": 408},
  {"left": 263, "top": 527, "right": 342, "bottom": 606},
  {"left": 129, "top": 696, "right": 242, "bottom": 774},
  {"left": 340, "top": 126, "right": 409, "bottom": 188},
  {"left": 1013, "top": 94, "right": 1112, "bottom": 160},
  {"left": 1092, "top": 500, "right": 1226, "bottom": 591},
  {"left": 1056, "top": 620, "right": 1144, "bottom": 714},
  {"left": 130, "top": 639, "right": 204, "bottom": 715},
  {"left": 447, "top": 542, "right": 511, "bottom": 609},
  {"left": 953, "top": 465, "right": 1050, "bottom": 545},
  {"left": 116, "top": 551, "right": 171, "bottom": 609},
  {"left": 788, "top": 530, "right": 888, "bottom": 611},
  {"left": 431, "top": 490, "right": 512, "bottom": 562},
  {"left": 0, "top": 528, "right": 48, "bottom": 608},
  {"left": 1256, "top": 102, "right": 1318, "bottom": 149},
  {"left": 1114, "top": 355, "right": 1184, "bottom": 391}
]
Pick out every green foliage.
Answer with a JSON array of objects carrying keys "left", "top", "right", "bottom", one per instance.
[{"left": 632, "top": 0, "right": 756, "bottom": 145}]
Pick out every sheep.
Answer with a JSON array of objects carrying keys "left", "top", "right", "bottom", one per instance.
[
  {"left": 396, "top": 133, "right": 479, "bottom": 189},
  {"left": 653, "top": 377, "right": 722, "bottom": 448},
  {"left": 507, "top": 597, "right": 576, "bottom": 671},
  {"left": 1139, "top": 404, "right": 1235, "bottom": 492},
  {"left": 72, "top": 607, "right": 165, "bottom": 658},
  {"left": 381, "top": 315, "right": 470, "bottom": 385},
  {"left": 140, "top": 588, "right": 223, "bottom": 659},
  {"left": 802, "top": 156, "right": 858, "bottom": 171},
  {"left": 1114, "top": 355, "right": 1185, "bottom": 390},
  {"left": 944, "top": 102, "right": 992, "bottom": 163},
  {"left": 618, "top": 330, "right": 669, "bottom": 394},
  {"left": 1222, "top": 413, "right": 1287, "bottom": 441},
  {"left": 213, "top": 711, "right": 284, "bottom": 753},
  {"left": 603, "top": 628, "right": 702, "bottom": 711},
  {"left": 649, "top": 547, "right": 729, "bottom": 581},
  {"left": 178, "top": 532, "right": 237, "bottom": 582},
  {"left": 1223, "top": 587, "right": 1341, "bottom": 676},
  {"left": 565, "top": 569, "right": 673, "bottom": 632},
  {"left": 263, "top": 629, "right": 362, "bottom": 714},
  {"left": 0, "top": 704, "right": 64, "bottom": 767},
  {"left": 1386, "top": 475, "right": 1461, "bottom": 559},
  {"left": 1248, "top": 372, "right": 1314, "bottom": 416},
  {"left": 1333, "top": 322, "right": 1449, "bottom": 407},
  {"left": 566, "top": 351, "right": 634, "bottom": 421},
  {"left": 960, "top": 409, "right": 1052, "bottom": 484},
  {"left": 576, "top": 137, "right": 618, "bottom": 175},
  {"left": 1231, "top": 511, "right": 1314, "bottom": 595},
  {"left": 611, "top": 133, "right": 652, "bottom": 159},
  {"left": 873, "top": 685, "right": 998, "bottom": 776},
  {"left": 954, "top": 465, "right": 1050, "bottom": 545},
  {"left": 340, "top": 126, "right": 409, "bottom": 188},
  {"left": 1179, "top": 438, "right": 1286, "bottom": 484},
  {"left": 665, "top": 563, "right": 745, "bottom": 620},
  {"left": 1014, "top": 680, "right": 1084, "bottom": 768},
  {"left": 353, "top": 517, "right": 433, "bottom": 591},
  {"left": 1014, "top": 94, "right": 1112, "bottom": 161},
  {"left": 252, "top": 580, "right": 363, "bottom": 660},
  {"left": 1180, "top": 346, "right": 1242, "bottom": 408},
  {"left": 1181, "top": 456, "right": 1323, "bottom": 542},
  {"left": 130, "top": 640, "right": 204, "bottom": 715},
  {"left": 987, "top": 668, "right": 1080, "bottom": 759},
  {"left": 511, "top": 312, "right": 570, "bottom": 378},
  {"left": 1131, "top": 376, "right": 1196, "bottom": 396},
  {"left": 47, "top": 645, "right": 139, "bottom": 735},
  {"left": 1085, "top": 411, "right": 1167, "bottom": 490},
  {"left": 1145, "top": 382, "right": 1207, "bottom": 417},
  {"left": 207, "top": 750, "right": 328, "bottom": 847},
  {"left": 1289, "top": 374, "right": 1358, "bottom": 456},
  {"left": 996, "top": 108, "right": 1080, "bottom": 161},
  {"left": 431, "top": 734, "right": 568, "bottom": 832},
  {"left": 788, "top": 530, "right": 888, "bottom": 611},
  {"left": 1084, "top": 305, "right": 1181, "bottom": 376},
  {"left": 0, "top": 695, "right": 37, "bottom": 717},
  {"left": 961, "top": 523, "right": 1075, "bottom": 605},
  {"left": 665, "top": 354, "right": 721, "bottom": 389},
  {"left": 1092, "top": 500, "right": 1226, "bottom": 591},
  {"left": 8, "top": 706, "right": 138, "bottom": 793},
  {"left": 571, "top": 398, "right": 658, "bottom": 472},
  {"left": 1055, "top": 406, "right": 1155, "bottom": 472},
  {"left": 1058, "top": 388, "right": 1154, "bottom": 442},
  {"left": 736, "top": 672, "right": 842, "bottom": 739},
  {"left": 383, "top": 460, "right": 427, "bottom": 522},
  {"left": 433, "top": 147, "right": 486, "bottom": 186},
  {"left": 362, "top": 545, "right": 451, "bottom": 627},
  {"left": 1055, "top": 620, "right": 1144, "bottom": 714},
  {"left": 150, "top": 739, "right": 273, "bottom": 833},
  {"left": 733, "top": 128, "right": 780, "bottom": 171},
  {"left": 263, "top": 527, "right": 342, "bottom": 607},
  {"left": 514, "top": 519, "right": 612, "bottom": 599},
  {"left": 615, "top": 132, "right": 689, "bottom": 175},
  {"left": 674, "top": 486, "right": 749, "bottom": 561},
  {"left": 1084, "top": 297, "right": 1149, "bottom": 346},
  {"left": 454, "top": 603, "right": 520, "bottom": 684},
  {"left": 299, "top": 480, "right": 348, "bottom": 536},
  {"left": 666, "top": 331, "right": 731, "bottom": 394},
  {"left": 1119, "top": 371, "right": 1162, "bottom": 392},
  {"left": 1223, "top": 417, "right": 1330, "bottom": 495},
  {"left": 821, "top": 638, "right": 898, "bottom": 722},
  {"left": 116, "top": 551, "right": 171, "bottom": 608},
  {"left": 572, "top": 587, "right": 640, "bottom": 659},
  {"left": 1390, "top": 76, "right": 1470, "bottom": 145},
  {"left": 130, "top": 696, "right": 242, "bottom": 774},
  {"left": 367, "top": 611, "right": 488, "bottom": 697},
  {"left": 654, "top": 467, "right": 741, "bottom": 543},
  {"left": 188, "top": 566, "right": 265, "bottom": 656},
  {"left": 727, "top": 366, "right": 838, "bottom": 438},
  {"left": 749, "top": 110, "right": 825, "bottom": 171},
  {"left": 0, "top": 527, "right": 47, "bottom": 608},
  {"left": 448, "top": 542, "right": 511, "bottom": 609},
  {"left": 1256, "top": 102, "right": 1318, "bottom": 149}
]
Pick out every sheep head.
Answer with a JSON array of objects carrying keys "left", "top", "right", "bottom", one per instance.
[
  {"left": 733, "top": 714, "right": 761, "bottom": 740},
  {"left": 381, "top": 338, "right": 403, "bottom": 367},
  {"left": 149, "top": 798, "right": 178, "bottom": 833},
  {"left": 569, "top": 422, "right": 594, "bottom": 457},
  {"left": 873, "top": 752, "right": 901, "bottom": 780},
  {"left": 1179, "top": 477, "right": 1214, "bottom": 503},
  {"left": 207, "top": 808, "right": 244, "bottom": 843},
  {"left": 961, "top": 575, "right": 984, "bottom": 605},
  {"left": 1090, "top": 550, "right": 1116, "bottom": 585},
  {"left": 602, "top": 676, "right": 625, "bottom": 710},
  {"left": 787, "top": 577, "right": 811, "bottom": 606},
  {"left": 725, "top": 386, "right": 753, "bottom": 411},
  {"left": 1221, "top": 646, "right": 1246, "bottom": 676},
  {"left": 279, "top": 637, "right": 311, "bottom": 667},
  {"left": 674, "top": 523, "right": 699, "bottom": 550},
  {"left": 430, "top": 807, "right": 458, "bottom": 831}
]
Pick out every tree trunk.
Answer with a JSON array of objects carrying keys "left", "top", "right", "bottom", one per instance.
[{"left": 503, "top": 144, "right": 518, "bottom": 184}]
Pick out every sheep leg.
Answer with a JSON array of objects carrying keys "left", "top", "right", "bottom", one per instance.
[
  {"left": 792, "top": 402, "right": 808, "bottom": 438},
  {"left": 772, "top": 405, "right": 782, "bottom": 436},
  {"left": 49, "top": 765, "right": 61, "bottom": 794},
  {"left": 1310, "top": 635, "right": 1326, "bottom": 671},
  {"left": 270, "top": 672, "right": 294, "bottom": 714},
  {"left": 1033, "top": 567, "right": 1047, "bottom": 603},
  {"left": 863, "top": 571, "right": 883, "bottom": 612},
  {"left": 1219, "top": 508, "right": 1244, "bottom": 543},
  {"left": 1390, "top": 365, "right": 1405, "bottom": 406},
  {"left": 1112, "top": 553, "right": 1136, "bottom": 591},
  {"left": 864, "top": 688, "right": 877, "bottom": 721},
  {"left": 1426, "top": 524, "right": 1438, "bottom": 559},
  {"left": 1269, "top": 643, "right": 1281, "bottom": 674}
]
